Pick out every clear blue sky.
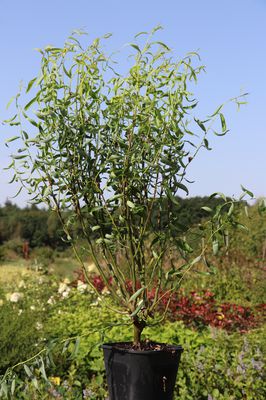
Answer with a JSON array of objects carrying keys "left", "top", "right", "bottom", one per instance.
[{"left": 1, "top": 0, "right": 265, "bottom": 206}]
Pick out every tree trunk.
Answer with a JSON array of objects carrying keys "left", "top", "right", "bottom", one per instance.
[{"left": 133, "top": 317, "right": 146, "bottom": 346}]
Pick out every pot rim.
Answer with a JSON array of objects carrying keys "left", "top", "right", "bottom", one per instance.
[{"left": 102, "top": 341, "right": 183, "bottom": 355}]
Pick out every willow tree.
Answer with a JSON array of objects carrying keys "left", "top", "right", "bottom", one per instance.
[{"left": 5, "top": 28, "right": 246, "bottom": 344}]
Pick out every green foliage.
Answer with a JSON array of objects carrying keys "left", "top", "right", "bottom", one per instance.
[
  {"left": 0, "top": 238, "right": 24, "bottom": 260},
  {"left": 0, "top": 276, "right": 55, "bottom": 374},
  {"left": 0, "top": 271, "right": 265, "bottom": 399},
  {"left": 31, "top": 246, "right": 55, "bottom": 272},
  {"left": 5, "top": 28, "right": 248, "bottom": 343},
  {"left": 0, "top": 201, "right": 71, "bottom": 250},
  {"left": 227, "top": 199, "right": 266, "bottom": 263},
  {"left": 0, "top": 301, "right": 42, "bottom": 374}
]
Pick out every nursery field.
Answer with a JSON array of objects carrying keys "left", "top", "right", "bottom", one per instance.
[
  {"left": 0, "top": 200, "right": 266, "bottom": 399},
  {"left": 0, "top": 253, "right": 265, "bottom": 400}
]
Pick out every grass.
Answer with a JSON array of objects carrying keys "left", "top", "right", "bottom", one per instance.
[{"left": 0, "top": 260, "right": 34, "bottom": 284}]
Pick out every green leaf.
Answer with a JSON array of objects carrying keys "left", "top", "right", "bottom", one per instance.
[
  {"left": 26, "top": 77, "right": 37, "bottom": 93},
  {"left": 208, "top": 104, "right": 223, "bottom": 118},
  {"left": 194, "top": 118, "right": 206, "bottom": 132},
  {"left": 0, "top": 382, "right": 8, "bottom": 397},
  {"left": 175, "top": 182, "right": 189, "bottom": 195},
  {"left": 128, "top": 287, "right": 146, "bottom": 303},
  {"left": 213, "top": 130, "right": 228, "bottom": 137},
  {"left": 190, "top": 255, "right": 202, "bottom": 266},
  {"left": 24, "top": 364, "right": 32, "bottom": 378},
  {"left": 63, "top": 65, "right": 72, "bottom": 78},
  {"left": 12, "top": 154, "right": 27, "bottom": 160},
  {"left": 62, "top": 339, "right": 70, "bottom": 354},
  {"left": 71, "top": 337, "right": 80, "bottom": 359},
  {"left": 235, "top": 223, "right": 248, "bottom": 231},
  {"left": 3, "top": 114, "right": 17, "bottom": 123},
  {"left": 240, "top": 185, "right": 254, "bottom": 198},
  {"left": 203, "top": 138, "right": 212, "bottom": 150},
  {"left": 210, "top": 192, "right": 227, "bottom": 202},
  {"left": 201, "top": 206, "right": 212, "bottom": 213},
  {"left": 6, "top": 96, "right": 15, "bottom": 109},
  {"left": 5, "top": 136, "right": 20, "bottom": 146},
  {"left": 129, "top": 43, "right": 141, "bottom": 53},
  {"left": 40, "top": 358, "right": 48, "bottom": 381},
  {"left": 127, "top": 200, "right": 135, "bottom": 209},
  {"left": 165, "top": 263, "right": 190, "bottom": 279},
  {"left": 155, "top": 41, "right": 171, "bottom": 51},
  {"left": 212, "top": 240, "right": 219, "bottom": 255},
  {"left": 227, "top": 203, "right": 234, "bottom": 216},
  {"left": 32, "top": 377, "right": 39, "bottom": 390},
  {"left": 130, "top": 300, "right": 144, "bottom": 317},
  {"left": 219, "top": 113, "right": 227, "bottom": 132},
  {"left": 166, "top": 188, "right": 180, "bottom": 205},
  {"left": 103, "top": 32, "right": 112, "bottom": 39},
  {"left": 134, "top": 31, "right": 148, "bottom": 38},
  {"left": 11, "top": 379, "right": 16, "bottom": 395},
  {"left": 91, "top": 225, "right": 101, "bottom": 231},
  {"left": 25, "top": 96, "right": 38, "bottom": 111}
]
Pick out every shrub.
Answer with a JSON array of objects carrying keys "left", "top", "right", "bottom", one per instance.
[
  {"left": 30, "top": 246, "right": 55, "bottom": 272},
  {"left": 0, "top": 275, "right": 56, "bottom": 374}
]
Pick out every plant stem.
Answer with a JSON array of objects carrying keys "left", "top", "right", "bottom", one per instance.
[{"left": 133, "top": 317, "right": 146, "bottom": 346}]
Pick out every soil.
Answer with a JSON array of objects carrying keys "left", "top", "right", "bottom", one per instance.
[{"left": 112, "top": 340, "right": 178, "bottom": 352}]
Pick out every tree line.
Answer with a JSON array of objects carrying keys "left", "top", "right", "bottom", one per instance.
[{"left": 0, "top": 196, "right": 226, "bottom": 250}]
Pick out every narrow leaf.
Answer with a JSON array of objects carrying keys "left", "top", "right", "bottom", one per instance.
[
  {"left": 127, "top": 200, "right": 135, "bottom": 209},
  {"left": 190, "top": 255, "right": 202, "bottom": 266},
  {"left": 128, "top": 287, "right": 146, "bottom": 303},
  {"left": 240, "top": 185, "right": 254, "bottom": 198},
  {"left": 129, "top": 43, "right": 141, "bottom": 52},
  {"left": 130, "top": 300, "right": 144, "bottom": 317},
  {"left": 71, "top": 337, "right": 80, "bottom": 359},
  {"left": 40, "top": 358, "right": 48, "bottom": 381},
  {"left": 11, "top": 379, "right": 16, "bottom": 395},
  {"left": 25, "top": 96, "right": 38, "bottom": 111},
  {"left": 26, "top": 77, "right": 37, "bottom": 93},
  {"left": 208, "top": 104, "right": 223, "bottom": 118},
  {"left": 24, "top": 365, "right": 32, "bottom": 378},
  {"left": 91, "top": 225, "right": 101, "bottom": 232},
  {"left": 203, "top": 138, "right": 212, "bottom": 150},
  {"left": 212, "top": 240, "right": 219, "bottom": 255},
  {"left": 194, "top": 118, "right": 206, "bottom": 132},
  {"left": 5, "top": 136, "right": 20, "bottom": 146},
  {"left": 219, "top": 113, "right": 227, "bottom": 132},
  {"left": 175, "top": 182, "right": 189, "bottom": 195},
  {"left": 201, "top": 206, "right": 212, "bottom": 213},
  {"left": 6, "top": 96, "right": 15, "bottom": 109}
]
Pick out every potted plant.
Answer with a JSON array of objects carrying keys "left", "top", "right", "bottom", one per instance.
[{"left": 5, "top": 27, "right": 247, "bottom": 399}]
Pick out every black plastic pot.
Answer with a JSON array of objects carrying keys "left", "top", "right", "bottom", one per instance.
[{"left": 102, "top": 342, "right": 183, "bottom": 400}]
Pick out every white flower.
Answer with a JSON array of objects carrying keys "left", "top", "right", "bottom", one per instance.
[
  {"left": 36, "top": 322, "right": 43, "bottom": 330},
  {"left": 18, "top": 309, "right": 23, "bottom": 316},
  {"left": 9, "top": 292, "right": 24, "bottom": 303},
  {"left": 47, "top": 296, "right": 55, "bottom": 305},
  {"left": 102, "top": 286, "right": 110, "bottom": 295},
  {"left": 58, "top": 282, "right": 68, "bottom": 294},
  {"left": 30, "top": 305, "right": 36, "bottom": 311},
  {"left": 61, "top": 289, "right": 70, "bottom": 298},
  {"left": 77, "top": 280, "right": 88, "bottom": 293},
  {"left": 18, "top": 280, "right": 26, "bottom": 288},
  {"left": 0, "top": 299, "right": 4, "bottom": 306}
]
